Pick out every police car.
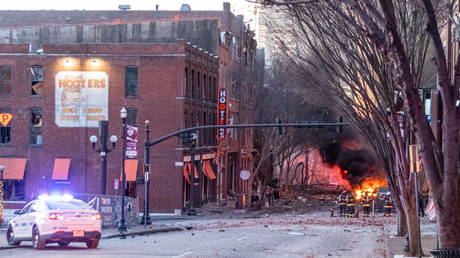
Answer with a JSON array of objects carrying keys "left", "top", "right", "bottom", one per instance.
[{"left": 6, "top": 194, "right": 102, "bottom": 250}]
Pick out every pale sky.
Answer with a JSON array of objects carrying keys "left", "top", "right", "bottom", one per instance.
[{"left": 0, "top": 0, "right": 252, "bottom": 14}]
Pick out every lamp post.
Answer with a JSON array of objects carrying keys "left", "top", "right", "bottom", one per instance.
[
  {"left": 142, "top": 120, "right": 152, "bottom": 225},
  {"left": 118, "top": 107, "right": 128, "bottom": 236},
  {"left": 89, "top": 120, "right": 118, "bottom": 195}
]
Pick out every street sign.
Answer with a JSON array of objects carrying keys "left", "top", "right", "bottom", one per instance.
[
  {"left": 0, "top": 113, "right": 13, "bottom": 127},
  {"left": 240, "top": 170, "right": 251, "bottom": 181}
]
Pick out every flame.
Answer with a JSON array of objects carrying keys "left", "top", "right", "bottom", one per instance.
[{"left": 354, "top": 177, "right": 387, "bottom": 200}]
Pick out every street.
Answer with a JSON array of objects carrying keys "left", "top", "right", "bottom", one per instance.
[{"left": 0, "top": 212, "right": 388, "bottom": 257}]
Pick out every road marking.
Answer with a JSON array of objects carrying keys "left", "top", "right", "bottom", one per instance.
[
  {"left": 288, "top": 232, "right": 305, "bottom": 235},
  {"left": 236, "top": 236, "right": 248, "bottom": 241},
  {"left": 173, "top": 251, "right": 194, "bottom": 257}
]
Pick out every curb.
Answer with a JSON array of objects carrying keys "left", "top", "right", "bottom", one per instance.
[
  {"left": 102, "top": 227, "right": 184, "bottom": 239},
  {"left": 0, "top": 246, "right": 20, "bottom": 251}
]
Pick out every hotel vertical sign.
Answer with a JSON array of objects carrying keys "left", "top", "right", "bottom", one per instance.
[
  {"left": 55, "top": 71, "right": 109, "bottom": 127},
  {"left": 217, "top": 88, "right": 227, "bottom": 141}
]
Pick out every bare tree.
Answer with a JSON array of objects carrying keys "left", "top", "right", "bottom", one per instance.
[{"left": 252, "top": 0, "right": 460, "bottom": 253}]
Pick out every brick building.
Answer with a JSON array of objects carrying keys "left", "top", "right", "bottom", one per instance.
[{"left": 0, "top": 2, "right": 257, "bottom": 215}]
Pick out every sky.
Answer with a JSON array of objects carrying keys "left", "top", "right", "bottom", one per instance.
[{"left": 0, "top": 0, "right": 252, "bottom": 13}]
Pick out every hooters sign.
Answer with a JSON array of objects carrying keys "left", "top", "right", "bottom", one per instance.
[{"left": 217, "top": 89, "right": 228, "bottom": 141}]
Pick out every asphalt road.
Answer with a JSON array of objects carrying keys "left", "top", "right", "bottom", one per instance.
[{"left": 0, "top": 213, "right": 387, "bottom": 258}]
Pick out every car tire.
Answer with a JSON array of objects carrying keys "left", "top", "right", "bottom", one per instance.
[
  {"left": 58, "top": 241, "right": 70, "bottom": 247},
  {"left": 32, "top": 227, "right": 46, "bottom": 250},
  {"left": 6, "top": 226, "right": 21, "bottom": 246},
  {"left": 86, "top": 239, "right": 99, "bottom": 249}
]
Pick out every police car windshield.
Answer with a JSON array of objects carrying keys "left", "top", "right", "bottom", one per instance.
[{"left": 45, "top": 200, "right": 90, "bottom": 210}]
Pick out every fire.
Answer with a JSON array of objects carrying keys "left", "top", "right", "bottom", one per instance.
[{"left": 354, "top": 177, "right": 387, "bottom": 200}]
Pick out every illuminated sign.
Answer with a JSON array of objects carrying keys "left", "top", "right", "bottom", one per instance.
[
  {"left": 0, "top": 113, "right": 13, "bottom": 127},
  {"left": 55, "top": 71, "right": 109, "bottom": 127},
  {"left": 217, "top": 89, "right": 227, "bottom": 141}
]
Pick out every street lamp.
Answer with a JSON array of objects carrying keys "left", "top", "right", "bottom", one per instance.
[
  {"left": 89, "top": 121, "right": 118, "bottom": 195},
  {"left": 118, "top": 107, "right": 128, "bottom": 236},
  {"left": 142, "top": 120, "right": 152, "bottom": 225}
]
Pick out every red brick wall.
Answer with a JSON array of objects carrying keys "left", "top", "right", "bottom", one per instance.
[{"left": 0, "top": 42, "right": 202, "bottom": 213}]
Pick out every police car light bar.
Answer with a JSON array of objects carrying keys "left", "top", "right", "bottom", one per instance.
[{"left": 38, "top": 193, "right": 74, "bottom": 201}]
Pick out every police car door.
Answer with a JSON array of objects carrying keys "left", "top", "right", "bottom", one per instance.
[
  {"left": 13, "top": 202, "right": 33, "bottom": 238},
  {"left": 22, "top": 201, "right": 42, "bottom": 238}
]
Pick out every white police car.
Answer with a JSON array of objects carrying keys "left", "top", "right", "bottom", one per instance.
[{"left": 6, "top": 194, "right": 102, "bottom": 250}]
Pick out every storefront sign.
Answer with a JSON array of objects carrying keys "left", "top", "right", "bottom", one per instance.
[
  {"left": 126, "top": 125, "right": 138, "bottom": 158},
  {"left": 0, "top": 113, "right": 13, "bottom": 127},
  {"left": 217, "top": 89, "right": 227, "bottom": 141},
  {"left": 55, "top": 71, "right": 109, "bottom": 127}
]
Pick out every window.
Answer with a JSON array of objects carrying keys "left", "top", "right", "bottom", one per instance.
[
  {"left": 0, "top": 66, "right": 12, "bottom": 96},
  {"left": 31, "top": 66, "right": 43, "bottom": 96},
  {"left": 0, "top": 107, "right": 11, "bottom": 145},
  {"left": 2, "top": 180, "right": 25, "bottom": 201},
  {"left": 126, "top": 108, "right": 138, "bottom": 125},
  {"left": 197, "top": 71, "right": 201, "bottom": 99},
  {"left": 30, "top": 108, "right": 42, "bottom": 145},
  {"left": 185, "top": 67, "right": 189, "bottom": 97},
  {"left": 191, "top": 70, "right": 195, "bottom": 98},
  {"left": 125, "top": 66, "right": 138, "bottom": 97},
  {"left": 203, "top": 74, "right": 207, "bottom": 101}
]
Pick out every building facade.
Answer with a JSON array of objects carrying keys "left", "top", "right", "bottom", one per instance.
[{"left": 0, "top": 2, "right": 257, "bottom": 216}]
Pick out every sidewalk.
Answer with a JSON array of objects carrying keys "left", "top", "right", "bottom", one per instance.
[
  {"left": 386, "top": 234, "right": 437, "bottom": 258},
  {"left": 384, "top": 218, "right": 438, "bottom": 258}
]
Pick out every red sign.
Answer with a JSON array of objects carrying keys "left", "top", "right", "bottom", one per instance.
[
  {"left": 0, "top": 113, "right": 13, "bottom": 127},
  {"left": 217, "top": 89, "right": 227, "bottom": 141}
]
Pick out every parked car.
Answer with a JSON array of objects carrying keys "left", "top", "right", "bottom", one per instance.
[{"left": 6, "top": 194, "right": 101, "bottom": 250}]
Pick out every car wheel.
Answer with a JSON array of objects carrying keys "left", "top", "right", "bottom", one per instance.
[
  {"left": 85, "top": 239, "right": 99, "bottom": 249},
  {"left": 6, "top": 226, "right": 21, "bottom": 246},
  {"left": 32, "top": 227, "right": 46, "bottom": 250},
  {"left": 58, "top": 241, "right": 70, "bottom": 247}
]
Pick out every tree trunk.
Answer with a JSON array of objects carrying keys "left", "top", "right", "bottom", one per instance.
[
  {"left": 437, "top": 193, "right": 460, "bottom": 249},
  {"left": 405, "top": 203, "right": 423, "bottom": 257},
  {"left": 396, "top": 205, "right": 407, "bottom": 237}
]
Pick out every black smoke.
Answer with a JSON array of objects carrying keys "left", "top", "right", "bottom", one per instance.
[{"left": 320, "top": 141, "right": 382, "bottom": 188}]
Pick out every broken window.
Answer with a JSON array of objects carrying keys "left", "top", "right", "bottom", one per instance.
[
  {"left": 0, "top": 107, "right": 12, "bottom": 145},
  {"left": 125, "top": 66, "right": 138, "bottom": 97},
  {"left": 30, "top": 108, "right": 42, "bottom": 145},
  {"left": 126, "top": 108, "right": 138, "bottom": 125},
  {"left": 31, "top": 65, "right": 43, "bottom": 96},
  {"left": 0, "top": 65, "right": 12, "bottom": 96}
]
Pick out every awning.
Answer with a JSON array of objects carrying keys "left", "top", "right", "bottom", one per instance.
[
  {"left": 122, "top": 159, "right": 138, "bottom": 182},
  {"left": 182, "top": 162, "right": 198, "bottom": 184},
  {"left": 52, "top": 158, "right": 71, "bottom": 180},
  {"left": 0, "top": 158, "right": 27, "bottom": 180},
  {"left": 183, "top": 163, "right": 191, "bottom": 184},
  {"left": 203, "top": 160, "right": 217, "bottom": 180}
]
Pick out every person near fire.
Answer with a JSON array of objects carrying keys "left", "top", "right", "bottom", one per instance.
[
  {"left": 362, "top": 191, "right": 372, "bottom": 217},
  {"left": 345, "top": 191, "right": 355, "bottom": 218},
  {"left": 337, "top": 191, "right": 347, "bottom": 217},
  {"left": 383, "top": 192, "right": 393, "bottom": 217}
]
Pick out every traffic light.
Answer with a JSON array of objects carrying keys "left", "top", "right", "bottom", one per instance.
[
  {"left": 337, "top": 116, "right": 343, "bottom": 134},
  {"left": 276, "top": 118, "right": 283, "bottom": 135},
  {"left": 181, "top": 132, "right": 198, "bottom": 146}
]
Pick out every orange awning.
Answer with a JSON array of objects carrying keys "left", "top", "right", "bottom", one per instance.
[
  {"left": 121, "top": 159, "right": 138, "bottom": 182},
  {"left": 0, "top": 158, "right": 27, "bottom": 180},
  {"left": 52, "top": 158, "right": 70, "bottom": 180},
  {"left": 203, "top": 160, "right": 217, "bottom": 180},
  {"left": 183, "top": 163, "right": 191, "bottom": 184}
]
